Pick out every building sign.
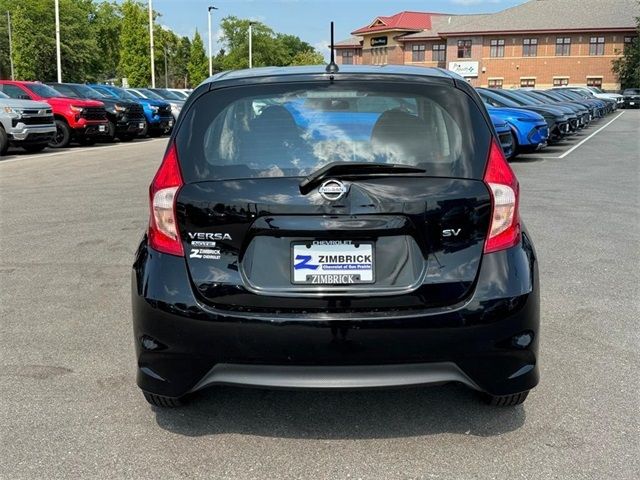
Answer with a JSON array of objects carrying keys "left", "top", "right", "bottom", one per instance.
[
  {"left": 448, "top": 61, "right": 479, "bottom": 77},
  {"left": 370, "top": 36, "right": 388, "bottom": 47}
]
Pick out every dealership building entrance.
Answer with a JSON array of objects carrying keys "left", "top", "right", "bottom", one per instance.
[{"left": 335, "top": 0, "right": 638, "bottom": 90}]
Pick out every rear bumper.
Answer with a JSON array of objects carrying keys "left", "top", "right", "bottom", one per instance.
[
  {"left": 132, "top": 233, "right": 540, "bottom": 398},
  {"left": 190, "top": 362, "right": 479, "bottom": 391}
]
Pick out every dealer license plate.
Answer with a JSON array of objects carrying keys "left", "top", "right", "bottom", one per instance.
[{"left": 292, "top": 241, "right": 374, "bottom": 285}]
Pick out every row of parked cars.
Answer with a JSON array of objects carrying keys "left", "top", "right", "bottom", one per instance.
[
  {"left": 483, "top": 85, "right": 631, "bottom": 159},
  {"left": 0, "top": 80, "right": 191, "bottom": 155}
]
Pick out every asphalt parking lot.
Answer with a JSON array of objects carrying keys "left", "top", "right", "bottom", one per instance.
[{"left": 1, "top": 110, "right": 638, "bottom": 479}]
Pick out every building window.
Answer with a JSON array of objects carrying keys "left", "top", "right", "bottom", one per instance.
[
  {"left": 412, "top": 44, "right": 426, "bottom": 62},
  {"left": 341, "top": 50, "right": 354, "bottom": 65},
  {"left": 432, "top": 44, "right": 446, "bottom": 62},
  {"left": 520, "top": 78, "right": 536, "bottom": 88},
  {"left": 586, "top": 77, "right": 603, "bottom": 87},
  {"left": 555, "top": 37, "right": 571, "bottom": 56},
  {"left": 488, "top": 79, "right": 503, "bottom": 89},
  {"left": 489, "top": 39, "right": 505, "bottom": 58},
  {"left": 523, "top": 38, "right": 538, "bottom": 57},
  {"left": 589, "top": 37, "right": 605, "bottom": 55},
  {"left": 553, "top": 77, "right": 569, "bottom": 86},
  {"left": 372, "top": 47, "right": 388, "bottom": 65},
  {"left": 623, "top": 36, "right": 635, "bottom": 51},
  {"left": 457, "top": 39, "right": 472, "bottom": 58}
]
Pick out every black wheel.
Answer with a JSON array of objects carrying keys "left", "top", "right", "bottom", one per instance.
[
  {"left": 49, "top": 119, "right": 71, "bottom": 148},
  {"left": 22, "top": 143, "right": 47, "bottom": 153},
  {"left": 142, "top": 391, "right": 183, "bottom": 408},
  {"left": 106, "top": 120, "right": 116, "bottom": 141},
  {"left": 0, "top": 127, "right": 8, "bottom": 156},
  {"left": 77, "top": 136, "right": 96, "bottom": 146},
  {"left": 481, "top": 390, "right": 529, "bottom": 406},
  {"left": 509, "top": 130, "right": 519, "bottom": 160},
  {"left": 117, "top": 133, "right": 135, "bottom": 142}
]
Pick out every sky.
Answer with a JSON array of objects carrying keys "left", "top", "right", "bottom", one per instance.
[{"left": 147, "top": 0, "right": 528, "bottom": 59}]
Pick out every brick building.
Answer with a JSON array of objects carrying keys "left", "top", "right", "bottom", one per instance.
[{"left": 335, "top": 0, "right": 638, "bottom": 90}]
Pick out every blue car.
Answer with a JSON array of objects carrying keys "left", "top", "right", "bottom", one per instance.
[
  {"left": 487, "top": 106, "right": 548, "bottom": 157},
  {"left": 89, "top": 84, "right": 174, "bottom": 136}
]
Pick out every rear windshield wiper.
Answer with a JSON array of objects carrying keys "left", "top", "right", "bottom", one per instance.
[{"left": 299, "top": 161, "right": 426, "bottom": 194}]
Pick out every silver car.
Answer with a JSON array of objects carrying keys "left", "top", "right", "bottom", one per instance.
[{"left": 0, "top": 91, "right": 56, "bottom": 155}]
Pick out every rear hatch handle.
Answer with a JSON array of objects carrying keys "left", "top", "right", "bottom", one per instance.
[{"left": 299, "top": 161, "right": 426, "bottom": 195}]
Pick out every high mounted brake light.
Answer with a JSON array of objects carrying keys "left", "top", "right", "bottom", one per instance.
[
  {"left": 483, "top": 139, "right": 521, "bottom": 253},
  {"left": 148, "top": 143, "right": 184, "bottom": 256}
]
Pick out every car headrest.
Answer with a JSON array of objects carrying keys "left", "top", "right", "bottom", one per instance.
[{"left": 370, "top": 110, "right": 432, "bottom": 164}]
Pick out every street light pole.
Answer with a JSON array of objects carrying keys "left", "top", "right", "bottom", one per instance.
[
  {"left": 208, "top": 6, "right": 218, "bottom": 77},
  {"left": 54, "top": 0, "right": 62, "bottom": 82},
  {"left": 249, "top": 22, "right": 254, "bottom": 69},
  {"left": 6, "top": 11, "right": 14, "bottom": 80},
  {"left": 149, "top": 0, "right": 155, "bottom": 87},
  {"left": 164, "top": 46, "right": 168, "bottom": 88}
]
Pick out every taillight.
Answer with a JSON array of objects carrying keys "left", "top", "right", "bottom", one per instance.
[
  {"left": 483, "top": 139, "right": 521, "bottom": 254},
  {"left": 148, "top": 143, "right": 184, "bottom": 256}
]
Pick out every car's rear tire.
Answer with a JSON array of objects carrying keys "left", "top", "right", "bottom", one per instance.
[
  {"left": 49, "top": 119, "right": 71, "bottom": 148},
  {"left": 481, "top": 390, "right": 529, "bottom": 406},
  {"left": 0, "top": 127, "right": 8, "bottom": 156},
  {"left": 22, "top": 143, "right": 47, "bottom": 153},
  {"left": 142, "top": 391, "right": 184, "bottom": 408}
]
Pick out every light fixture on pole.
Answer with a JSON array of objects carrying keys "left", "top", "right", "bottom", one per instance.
[
  {"left": 148, "top": 0, "right": 155, "bottom": 87},
  {"left": 248, "top": 22, "right": 254, "bottom": 69},
  {"left": 54, "top": 0, "right": 62, "bottom": 82},
  {"left": 6, "top": 11, "right": 14, "bottom": 80},
  {"left": 208, "top": 6, "right": 218, "bottom": 77}
]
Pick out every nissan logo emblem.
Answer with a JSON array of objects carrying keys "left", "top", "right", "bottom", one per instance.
[{"left": 318, "top": 179, "right": 348, "bottom": 201}]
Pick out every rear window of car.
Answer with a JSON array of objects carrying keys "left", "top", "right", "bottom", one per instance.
[
  {"left": 623, "top": 89, "right": 640, "bottom": 95},
  {"left": 176, "top": 81, "right": 491, "bottom": 182}
]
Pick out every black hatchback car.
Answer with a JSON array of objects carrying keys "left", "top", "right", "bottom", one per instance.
[{"left": 132, "top": 65, "right": 539, "bottom": 408}]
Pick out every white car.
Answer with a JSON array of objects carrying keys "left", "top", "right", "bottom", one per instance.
[{"left": 563, "top": 86, "right": 623, "bottom": 108}]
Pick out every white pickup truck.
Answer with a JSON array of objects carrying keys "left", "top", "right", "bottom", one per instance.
[{"left": 0, "top": 91, "right": 56, "bottom": 155}]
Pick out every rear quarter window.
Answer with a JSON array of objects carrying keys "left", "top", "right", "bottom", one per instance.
[{"left": 176, "top": 80, "right": 491, "bottom": 182}]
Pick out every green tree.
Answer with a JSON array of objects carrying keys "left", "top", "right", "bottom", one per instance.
[
  {"left": 218, "top": 16, "right": 324, "bottom": 70},
  {"left": 91, "top": 1, "right": 122, "bottom": 81},
  {"left": 289, "top": 49, "right": 325, "bottom": 66},
  {"left": 117, "top": 0, "right": 150, "bottom": 87},
  {"left": 0, "top": 0, "right": 102, "bottom": 82},
  {"left": 187, "top": 30, "right": 208, "bottom": 86},
  {"left": 173, "top": 36, "right": 191, "bottom": 87},
  {"left": 612, "top": 16, "right": 640, "bottom": 89}
]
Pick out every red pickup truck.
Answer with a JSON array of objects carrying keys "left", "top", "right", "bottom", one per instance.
[{"left": 0, "top": 81, "right": 109, "bottom": 148}]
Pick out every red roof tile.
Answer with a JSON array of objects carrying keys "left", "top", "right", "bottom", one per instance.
[{"left": 351, "top": 11, "right": 441, "bottom": 35}]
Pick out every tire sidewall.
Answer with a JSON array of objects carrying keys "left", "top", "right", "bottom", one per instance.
[
  {"left": 0, "top": 126, "right": 8, "bottom": 156},
  {"left": 49, "top": 119, "right": 71, "bottom": 148}
]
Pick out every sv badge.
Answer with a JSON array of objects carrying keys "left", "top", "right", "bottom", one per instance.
[{"left": 442, "top": 228, "right": 462, "bottom": 237}]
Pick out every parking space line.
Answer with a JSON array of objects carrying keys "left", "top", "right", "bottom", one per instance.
[
  {"left": 0, "top": 138, "right": 168, "bottom": 165},
  {"left": 558, "top": 111, "right": 625, "bottom": 159}
]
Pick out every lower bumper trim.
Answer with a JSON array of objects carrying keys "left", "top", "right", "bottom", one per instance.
[{"left": 189, "top": 362, "right": 481, "bottom": 392}]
